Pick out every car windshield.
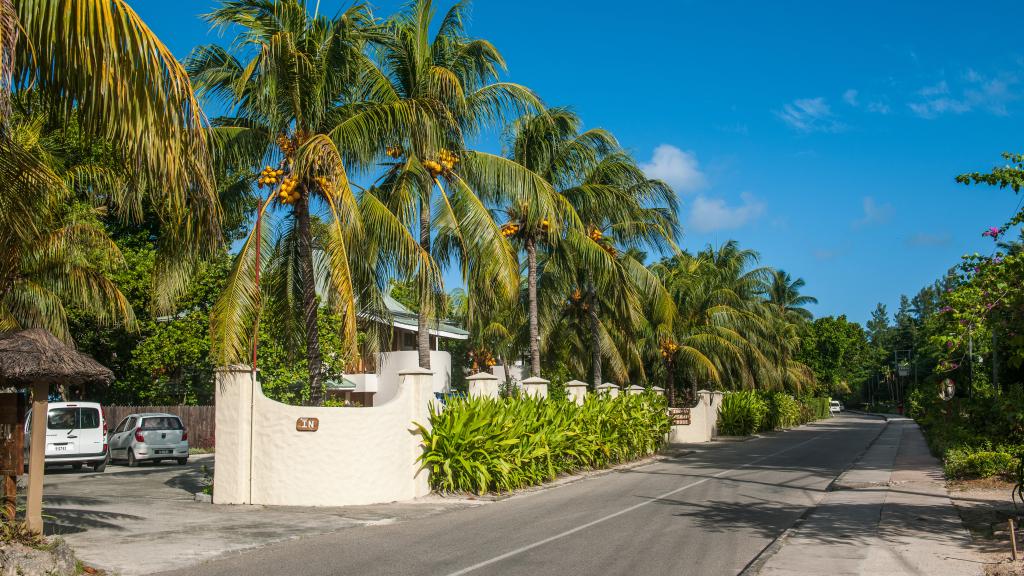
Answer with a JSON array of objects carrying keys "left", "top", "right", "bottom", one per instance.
[{"left": 140, "top": 417, "right": 182, "bottom": 430}]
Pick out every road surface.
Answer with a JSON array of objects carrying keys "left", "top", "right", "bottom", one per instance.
[{"left": 158, "top": 414, "right": 885, "bottom": 576}]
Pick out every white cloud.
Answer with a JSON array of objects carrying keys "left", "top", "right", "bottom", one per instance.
[
  {"left": 688, "top": 192, "right": 765, "bottom": 232},
  {"left": 909, "top": 71, "right": 1018, "bottom": 118},
  {"left": 906, "top": 232, "right": 951, "bottom": 247},
  {"left": 775, "top": 97, "right": 844, "bottom": 133},
  {"left": 867, "top": 101, "right": 892, "bottom": 114},
  {"left": 640, "top": 145, "right": 707, "bottom": 192},
  {"left": 843, "top": 89, "right": 859, "bottom": 106},
  {"left": 852, "top": 196, "right": 894, "bottom": 228}
]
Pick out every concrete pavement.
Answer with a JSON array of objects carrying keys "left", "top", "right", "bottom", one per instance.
[
  {"left": 41, "top": 455, "right": 475, "bottom": 575},
  {"left": 156, "top": 414, "right": 892, "bottom": 576},
  {"left": 756, "top": 418, "right": 983, "bottom": 575}
]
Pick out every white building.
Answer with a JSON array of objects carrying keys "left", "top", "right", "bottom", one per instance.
[{"left": 331, "top": 294, "right": 468, "bottom": 406}]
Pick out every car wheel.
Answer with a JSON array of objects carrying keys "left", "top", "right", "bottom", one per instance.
[
  {"left": 176, "top": 458, "right": 188, "bottom": 465},
  {"left": 127, "top": 450, "right": 138, "bottom": 468},
  {"left": 93, "top": 457, "right": 107, "bottom": 473},
  {"left": 71, "top": 463, "right": 83, "bottom": 470}
]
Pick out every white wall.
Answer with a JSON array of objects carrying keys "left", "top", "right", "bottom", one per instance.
[
  {"left": 667, "top": 391, "right": 724, "bottom": 444},
  {"left": 373, "top": 350, "right": 451, "bottom": 405},
  {"left": 214, "top": 365, "right": 433, "bottom": 507}
]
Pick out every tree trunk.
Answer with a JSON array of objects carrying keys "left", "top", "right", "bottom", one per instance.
[
  {"left": 295, "top": 188, "right": 325, "bottom": 406},
  {"left": 587, "top": 273, "right": 601, "bottom": 388},
  {"left": 526, "top": 236, "right": 541, "bottom": 378},
  {"left": 417, "top": 193, "right": 432, "bottom": 370},
  {"left": 666, "top": 361, "right": 675, "bottom": 407}
]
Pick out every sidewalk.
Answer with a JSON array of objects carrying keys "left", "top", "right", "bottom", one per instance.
[{"left": 756, "top": 418, "right": 986, "bottom": 575}]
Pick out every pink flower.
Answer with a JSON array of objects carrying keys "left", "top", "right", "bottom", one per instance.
[{"left": 982, "top": 226, "right": 1001, "bottom": 239}]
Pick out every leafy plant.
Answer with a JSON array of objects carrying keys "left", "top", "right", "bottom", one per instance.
[
  {"left": 416, "top": 392, "right": 669, "bottom": 494},
  {"left": 718, "top": 391, "right": 768, "bottom": 436}
]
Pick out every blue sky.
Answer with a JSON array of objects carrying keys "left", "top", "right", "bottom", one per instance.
[{"left": 136, "top": 0, "right": 1024, "bottom": 324}]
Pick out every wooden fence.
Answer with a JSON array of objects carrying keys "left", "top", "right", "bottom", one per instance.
[{"left": 102, "top": 405, "right": 215, "bottom": 449}]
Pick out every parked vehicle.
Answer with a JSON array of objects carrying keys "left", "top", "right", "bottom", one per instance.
[
  {"left": 829, "top": 400, "right": 842, "bottom": 415},
  {"left": 108, "top": 413, "right": 189, "bottom": 466},
  {"left": 25, "top": 401, "right": 108, "bottom": 472}
]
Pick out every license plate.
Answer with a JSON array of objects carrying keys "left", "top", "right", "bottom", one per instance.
[
  {"left": 49, "top": 443, "right": 74, "bottom": 453},
  {"left": 155, "top": 449, "right": 172, "bottom": 455}
]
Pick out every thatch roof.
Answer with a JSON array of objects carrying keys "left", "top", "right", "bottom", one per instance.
[{"left": 0, "top": 328, "right": 113, "bottom": 387}]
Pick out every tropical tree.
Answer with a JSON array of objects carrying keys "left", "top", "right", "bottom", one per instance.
[
  {"left": 362, "top": 0, "right": 544, "bottom": 370},
  {"left": 0, "top": 108, "right": 136, "bottom": 340},
  {"left": 1, "top": 0, "right": 221, "bottom": 311},
  {"left": 765, "top": 269, "right": 817, "bottom": 321},
  {"left": 536, "top": 142, "right": 679, "bottom": 387},
  {"left": 191, "top": 0, "right": 432, "bottom": 405}
]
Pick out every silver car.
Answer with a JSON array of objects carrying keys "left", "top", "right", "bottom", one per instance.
[{"left": 108, "top": 413, "right": 189, "bottom": 466}]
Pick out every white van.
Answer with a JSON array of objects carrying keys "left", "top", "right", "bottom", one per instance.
[{"left": 25, "top": 402, "right": 108, "bottom": 472}]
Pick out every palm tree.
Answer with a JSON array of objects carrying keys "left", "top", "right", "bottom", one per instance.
[
  {"left": 191, "top": 1, "right": 432, "bottom": 405},
  {"left": 498, "top": 108, "right": 617, "bottom": 377},
  {"left": 1, "top": 0, "right": 220, "bottom": 310},
  {"left": 534, "top": 143, "right": 679, "bottom": 387},
  {"left": 765, "top": 269, "right": 817, "bottom": 321},
  {"left": 355, "top": 0, "right": 544, "bottom": 370},
  {"left": 0, "top": 105, "right": 136, "bottom": 340}
]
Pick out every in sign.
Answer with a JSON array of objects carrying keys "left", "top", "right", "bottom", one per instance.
[{"left": 296, "top": 417, "right": 319, "bottom": 432}]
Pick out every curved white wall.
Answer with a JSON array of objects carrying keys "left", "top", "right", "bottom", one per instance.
[{"left": 214, "top": 365, "right": 433, "bottom": 507}]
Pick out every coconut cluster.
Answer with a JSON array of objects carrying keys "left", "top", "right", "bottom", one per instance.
[
  {"left": 385, "top": 145, "right": 403, "bottom": 159},
  {"left": 278, "top": 177, "right": 300, "bottom": 204},
  {"left": 660, "top": 341, "right": 680, "bottom": 358},
  {"left": 257, "top": 165, "right": 284, "bottom": 188}
]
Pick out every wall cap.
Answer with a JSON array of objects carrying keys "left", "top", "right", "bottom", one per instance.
[
  {"left": 520, "top": 376, "right": 550, "bottom": 385},
  {"left": 596, "top": 382, "right": 619, "bottom": 390},
  {"left": 565, "top": 379, "right": 588, "bottom": 388},
  {"left": 215, "top": 364, "right": 254, "bottom": 373},
  {"left": 466, "top": 371, "right": 499, "bottom": 381},
  {"left": 398, "top": 367, "right": 434, "bottom": 376}
]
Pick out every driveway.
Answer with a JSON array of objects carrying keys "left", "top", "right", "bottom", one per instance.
[{"left": 41, "top": 456, "right": 476, "bottom": 575}]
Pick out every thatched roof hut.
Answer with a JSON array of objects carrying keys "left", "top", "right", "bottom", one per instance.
[{"left": 0, "top": 328, "right": 113, "bottom": 387}]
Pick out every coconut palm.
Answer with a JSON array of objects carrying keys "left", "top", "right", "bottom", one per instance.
[
  {"left": 765, "top": 269, "right": 817, "bottom": 321},
  {"left": 1, "top": 0, "right": 220, "bottom": 310},
  {"left": 191, "top": 1, "right": 434, "bottom": 405},
  {"left": 533, "top": 142, "right": 679, "bottom": 387},
  {"left": 0, "top": 106, "right": 136, "bottom": 341},
  {"left": 350, "top": 0, "right": 544, "bottom": 370},
  {"left": 498, "top": 108, "right": 618, "bottom": 377}
]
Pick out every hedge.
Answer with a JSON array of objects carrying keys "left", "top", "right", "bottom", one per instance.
[{"left": 416, "top": 392, "right": 670, "bottom": 494}]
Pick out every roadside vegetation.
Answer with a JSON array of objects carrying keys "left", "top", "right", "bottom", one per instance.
[
  {"left": 718, "top": 390, "right": 830, "bottom": 436},
  {"left": 417, "top": 392, "right": 669, "bottom": 494}
]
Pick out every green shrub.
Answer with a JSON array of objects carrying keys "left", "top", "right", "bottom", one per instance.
[
  {"left": 416, "top": 392, "right": 669, "bottom": 494},
  {"left": 719, "top": 391, "right": 768, "bottom": 436},
  {"left": 763, "top": 392, "right": 801, "bottom": 431},
  {"left": 943, "top": 447, "right": 1019, "bottom": 479}
]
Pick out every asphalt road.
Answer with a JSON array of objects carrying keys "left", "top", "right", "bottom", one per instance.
[{"left": 157, "top": 414, "right": 885, "bottom": 576}]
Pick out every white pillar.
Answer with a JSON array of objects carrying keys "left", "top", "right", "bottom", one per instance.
[
  {"left": 399, "top": 367, "right": 434, "bottom": 498},
  {"left": 213, "top": 365, "right": 255, "bottom": 505},
  {"left": 596, "top": 382, "right": 620, "bottom": 398},
  {"left": 626, "top": 384, "right": 646, "bottom": 395},
  {"left": 651, "top": 386, "right": 665, "bottom": 396},
  {"left": 520, "top": 376, "right": 549, "bottom": 399},
  {"left": 565, "top": 379, "right": 588, "bottom": 405},
  {"left": 466, "top": 371, "right": 500, "bottom": 399}
]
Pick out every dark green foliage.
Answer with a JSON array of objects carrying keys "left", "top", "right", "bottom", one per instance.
[
  {"left": 944, "top": 447, "right": 1019, "bottom": 480},
  {"left": 720, "top": 391, "right": 831, "bottom": 436},
  {"left": 719, "top": 391, "right": 768, "bottom": 436},
  {"left": 417, "top": 393, "right": 670, "bottom": 494}
]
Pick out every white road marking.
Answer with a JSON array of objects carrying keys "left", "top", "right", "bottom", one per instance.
[{"left": 445, "top": 433, "right": 826, "bottom": 576}]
